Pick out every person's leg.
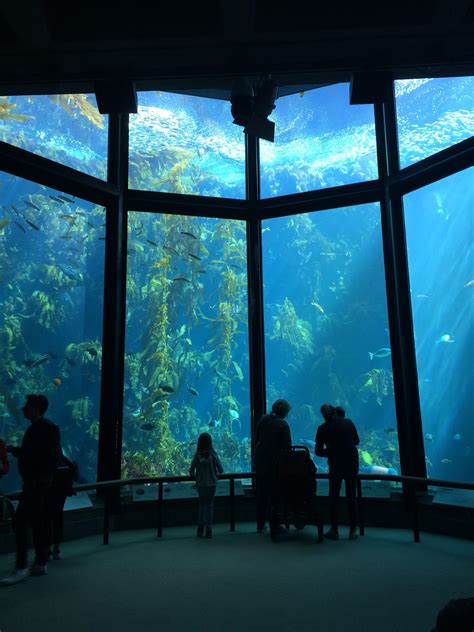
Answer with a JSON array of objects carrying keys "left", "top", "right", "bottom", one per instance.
[
  {"left": 13, "top": 493, "right": 29, "bottom": 570},
  {"left": 31, "top": 486, "right": 49, "bottom": 567},
  {"left": 328, "top": 474, "right": 343, "bottom": 535},
  {"left": 204, "top": 487, "right": 216, "bottom": 537},
  {"left": 52, "top": 492, "right": 67, "bottom": 554},
  {"left": 256, "top": 474, "right": 271, "bottom": 532},
  {"left": 344, "top": 476, "right": 358, "bottom": 537},
  {"left": 197, "top": 487, "right": 205, "bottom": 535}
]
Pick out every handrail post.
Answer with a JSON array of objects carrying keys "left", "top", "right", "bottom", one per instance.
[
  {"left": 357, "top": 477, "right": 365, "bottom": 536},
  {"left": 230, "top": 477, "right": 235, "bottom": 532},
  {"left": 157, "top": 481, "right": 163, "bottom": 538},
  {"left": 411, "top": 481, "right": 420, "bottom": 543},
  {"left": 103, "top": 487, "right": 110, "bottom": 545}
]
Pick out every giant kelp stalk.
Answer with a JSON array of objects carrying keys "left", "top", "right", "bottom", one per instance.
[
  {"left": 208, "top": 220, "right": 247, "bottom": 453},
  {"left": 270, "top": 297, "right": 314, "bottom": 357},
  {"left": 0, "top": 97, "right": 32, "bottom": 122}
]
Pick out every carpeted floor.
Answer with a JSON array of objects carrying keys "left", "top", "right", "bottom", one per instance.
[{"left": 1, "top": 524, "right": 473, "bottom": 632}]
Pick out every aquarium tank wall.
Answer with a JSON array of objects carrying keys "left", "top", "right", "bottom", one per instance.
[{"left": 0, "top": 76, "right": 472, "bottom": 493}]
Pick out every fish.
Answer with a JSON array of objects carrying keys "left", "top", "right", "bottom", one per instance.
[
  {"left": 441, "top": 459, "right": 452, "bottom": 464},
  {"left": 416, "top": 294, "right": 429, "bottom": 299},
  {"left": 180, "top": 231, "right": 198, "bottom": 240},
  {"left": 319, "top": 252, "right": 337, "bottom": 257},
  {"left": 146, "top": 239, "right": 159, "bottom": 246},
  {"left": 229, "top": 409, "right": 239, "bottom": 420},
  {"left": 435, "top": 334, "right": 454, "bottom": 344},
  {"left": 213, "top": 368, "right": 227, "bottom": 380},
  {"left": 261, "top": 227, "right": 270, "bottom": 233},
  {"left": 58, "top": 195, "right": 75, "bottom": 203},
  {"left": 23, "top": 355, "right": 51, "bottom": 368},
  {"left": 59, "top": 235, "right": 73, "bottom": 240},
  {"left": 14, "top": 221, "right": 26, "bottom": 233},
  {"left": 172, "top": 276, "right": 191, "bottom": 283},
  {"left": 24, "top": 200, "right": 41, "bottom": 211},
  {"left": 424, "top": 433, "right": 434, "bottom": 442},
  {"left": 208, "top": 420, "right": 220, "bottom": 428},
  {"left": 86, "top": 221, "right": 96, "bottom": 228},
  {"left": 159, "top": 384, "right": 174, "bottom": 393},
  {"left": 11, "top": 205, "right": 21, "bottom": 216},
  {"left": 0, "top": 218, "right": 10, "bottom": 230},
  {"left": 196, "top": 269, "right": 206, "bottom": 274},
  {"left": 368, "top": 348, "right": 391, "bottom": 360},
  {"left": 384, "top": 427, "right": 397, "bottom": 434},
  {"left": 163, "top": 245, "right": 179, "bottom": 255},
  {"left": 49, "top": 195, "right": 65, "bottom": 203},
  {"left": 311, "top": 301, "right": 325, "bottom": 314},
  {"left": 59, "top": 215, "right": 76, "bottom": 223},
  {"left": 98, "top": 236, "right": 106, "bottom": 240},
  {"left": 25, "top": 219, "right": 40, "bottom": 231},
  {"left": 188, "top": 253, "right": 201, "bottom": 261},
  {"left": 140, "top": 422, "right": 156, "bottom": 431},
  {"left": 464, "top": 280, "right": 474, "bottom": 288},
  {"left": 453, "top": 433, "right": 462, "bottom": 441},
  {"left": 187, "top": 386, "right": 198, "bottom": 396}
]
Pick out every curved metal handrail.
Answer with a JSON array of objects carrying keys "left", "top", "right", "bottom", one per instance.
[{"left": 2, "top": 472, "right": 472, "bottom": 545}]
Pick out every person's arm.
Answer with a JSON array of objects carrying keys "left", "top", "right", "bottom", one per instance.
[
  {"left": 189, "top": 454, "right": 197, "bottom": 477},
  {"left": 282, "top": 421, "right": 292, "bottom": 450},
  {"left": 214, "top": 454, "right": 224, "bottom": 474},
  {"left": 315, "top": 426, "right": 329, "bottom": 457},
  {"left": 351, "top": 421, "right": 360, "bottom": 446}
]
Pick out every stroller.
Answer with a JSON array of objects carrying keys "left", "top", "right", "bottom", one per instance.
[{"left": 270, "top": 445, "right": 324, "bottom": 543}]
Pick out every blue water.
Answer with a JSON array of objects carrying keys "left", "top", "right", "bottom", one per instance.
[{"left": 0, "top": 78, "right": 472, "bottom": 493}]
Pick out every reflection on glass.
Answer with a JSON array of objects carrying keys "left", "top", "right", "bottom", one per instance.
[
  {"left": 123, "top": 212, "right": 250, "bottom": 477},
  {"left": 396, "top": 77, "right": 474, "bottom": 167},
  {"left": 404, "top": 168, "right": 474, "bottom": 482},
  {"left": 0, "top": 94, "right": 108, "bottom": 179},
  {"left": 129, "top": 92, "right": 245, "bottom": 198},
  {"left": 260, "top": 84, "right": 378, "bottom": 198},
  {"left": 0, "top": 172, "right": 105, "bottom": 492},
  {"left": 263, "top": 204, "right": 399, "bottom": 476}
]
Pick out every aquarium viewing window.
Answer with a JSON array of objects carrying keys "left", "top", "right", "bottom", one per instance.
[
  {"left": 0, "top": 172, "right": 105, "bottom": 493},
  {"left": 0, "top": 94, "right": 108, "bottom": 180},
  {"left": 0, "top": 74, "right": 472, "bottom": 489},
  {"left": 129, "top": 91, "right": 246, "bottom": 199},
  {"left": 404, "top": 168, "right": 474, "bottom": 484}
]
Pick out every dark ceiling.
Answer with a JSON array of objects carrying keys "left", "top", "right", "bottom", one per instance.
[{"left": 0, "top": 0, "right": 473, "bottom": 95}]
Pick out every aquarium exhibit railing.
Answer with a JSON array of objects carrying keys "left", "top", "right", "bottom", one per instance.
[{"left": 4, "top": 473, "right": 473, "bottom": 546}]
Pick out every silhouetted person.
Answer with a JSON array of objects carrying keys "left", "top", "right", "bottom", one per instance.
[
  {"left": 1, "top": 394, "right": 60, "bottom": 586},
  {"left": 0, "top": 438, "right": 9, "bottom": 478},
  {"left": 48, "top": 452, "right": 77, "bottom": 561},
  {"left": 190, "top": 432, "right": 223, "bottom": 539},
  {"left": 315, "top": 403, "right": 360, "bottom": 540},
  {"left": 432, "top": 597, "right": 474, "bottom": 631},
  {"left": 253, "top": 399, "right": 292, "bottom": 534}
]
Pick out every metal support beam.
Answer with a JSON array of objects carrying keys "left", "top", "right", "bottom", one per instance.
[
  {"left": 97, "top": 113, "right": 128, "bottom": 499},
  {"left": 375, "top": 88, "right": 427, "bottom": 491},
  {"left": 246, "top": 134, "right": 266, "bottom": 463}
]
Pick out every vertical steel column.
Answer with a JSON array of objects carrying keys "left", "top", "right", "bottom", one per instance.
[
  {"left": 375, "top": 85, "right": 427, "bottom": 489},
  {"left": 97, "top": 112, "right": 129, "bottom": 494},
  {"left": 246, "top": 134, "right": 266, "bottom": 461}
]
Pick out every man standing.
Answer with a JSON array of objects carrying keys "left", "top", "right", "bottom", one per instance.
[
  {"left": 1, "top": 394, "right": 60, "bottom": 586},
  {"left": 253, "top": 399, "right": 292, "bottom": 534},
  {"left": 315, "top": 404, "right": 360, "bottom": 540}
]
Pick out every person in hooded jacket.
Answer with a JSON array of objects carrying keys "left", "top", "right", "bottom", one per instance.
[{"left": 190, "top": 433, "right": 224, "bottom": 538}]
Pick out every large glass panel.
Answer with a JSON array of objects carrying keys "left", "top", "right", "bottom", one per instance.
[
  {"left": 263, "top": 204, "right": 399, "bottom": 477},
  {"left": 396, "top": 76, "right": 474, "bottom": 167},
  {"left": 0, "top": 173, "right": 105, "bottom": 492},
  {"left": 0, "top": 94, "right": 107, "bottom": 179},
  {"left": 129, "top": 92, "right": 245, "bottom": 198},
  {"left": 123, "top": 213, "right": 250, "bottom": 477},
  {"left": 404, "top": 168, "right": 473, "bottom": 483},
  {"left": 260, "top": 83, "right": 377, "bottom": 198}
]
